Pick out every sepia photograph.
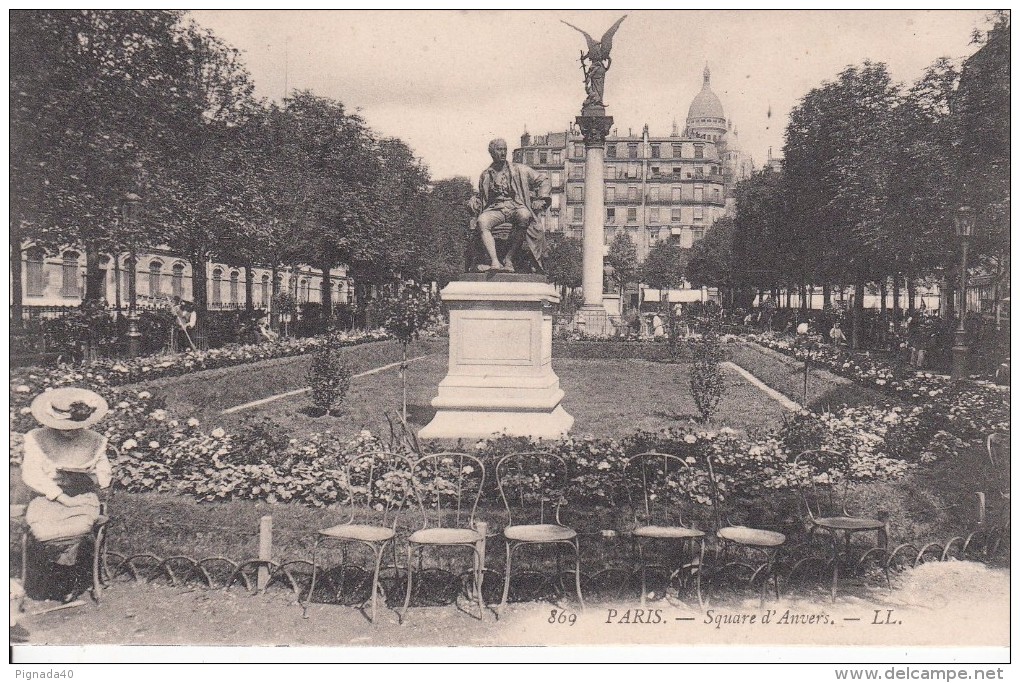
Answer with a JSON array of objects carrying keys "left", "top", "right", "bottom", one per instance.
[{"left": 8, "top": 8, "right": 1010, "bottom": 671}]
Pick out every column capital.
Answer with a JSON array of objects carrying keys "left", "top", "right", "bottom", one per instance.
[{"left": 576, "top": 115, "right": 614, "bottom": 148}]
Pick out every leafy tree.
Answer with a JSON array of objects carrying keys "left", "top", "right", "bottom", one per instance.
[
  {"left": 545, "top": 234, "right": 583, "bottom": 304},
  {"left": 686, "top": 217, "right": 738, "bottom": 306},
  {"left": 731, "top": 169, "right": 789, "bottom": 303},
  {"left": 417, "top": 177, "right": 473, "bottom": 286},
  {"left": 605, "top": 231, "right": 638, "bottom": 302},
  {"left": 640, "top": 240, "right": 687, "bottom": 295},
  {"left": 10, "top": 10, "right": 190, "bottom": 314}
]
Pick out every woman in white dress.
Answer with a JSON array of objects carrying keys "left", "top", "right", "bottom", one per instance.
[{"left": 20, "top": 388, "right": 112, "bottom": 601}]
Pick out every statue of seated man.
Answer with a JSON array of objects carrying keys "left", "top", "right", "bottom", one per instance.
[{"left": 466, "top": 138, "right": 551, "bottom": 274}]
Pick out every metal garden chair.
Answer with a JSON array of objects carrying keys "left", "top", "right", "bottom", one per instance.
[
  {"left": 706, "top": 454, "right": 786, "bottom": 606},
  {"left": 793, "top": 449, "right": 890, "bottom": 601},
  {"left": 623, "top": 451, "right": 707, "bottom": 607},
  {"left": 304, "top": 451, "right": 413, "bottom": 624},
  {"left": 399, "top": 452, "right": 487, "bottom": 623},
  {"left": 495, "top": 451, "right": 584, "bottom": 618}
]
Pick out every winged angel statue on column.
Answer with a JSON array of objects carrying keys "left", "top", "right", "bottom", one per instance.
[{"left": 561, "top": 15, "right": 627, "bottom": 110}]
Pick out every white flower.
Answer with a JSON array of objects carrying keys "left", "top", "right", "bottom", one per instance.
[
  {"left": 684, "top": 434, "right": 697, "bottom": 444},
  {"left": 462, "top": 465, "right": 474, "bottom": 475},
  {"left": 148, "top": 441, "right": 160, "bottom": 449},
  {"left": 122, "top": 439, "right": 138, "bottom": 450},
  {"left": 596, "top": 460, "right": 611, "bottom": 471},
  {"left": 359, "top": 430, "right": 373, "bottom": 439},
  {"left": 134, "top": 431, "right": 145, "bottom": 438},
  {"left": 137, "top": 391, "right": 151, "bottom": 400},
  {"left": 15, "top": 385, "right": 30, "bottom": 393},
  {"left": 211, "top": 428, "right": 226, "bottom": 439},
  {"left": 474, "top": 440, "right": 486, "bottom": 450},
  {"left": 150, "top": 409, "right": 167, "bottom": 421},
  {"left": 117, "top": 401, "right": 130, "bottom": 409},
  {"left": 187, "top": 418, "right": 200, "bottom": 427}
]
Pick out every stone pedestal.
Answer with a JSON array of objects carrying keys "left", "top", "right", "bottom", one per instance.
[{"left": 418, "top": 276, "right": 573, "bottom": 441}]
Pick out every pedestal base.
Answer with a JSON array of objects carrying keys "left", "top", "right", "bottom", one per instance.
[
  {"left": 418, "top": 278, "right": 573, "bottom": 441},
  {"left": 575, "top": 305, "right": 613, "bottom": 337}
]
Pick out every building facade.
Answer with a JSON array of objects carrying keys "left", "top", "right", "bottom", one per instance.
[
  {"left": 514, "top": 66, "right": 754, "bottom": 264},
  {"left": 15, "top": 245, "right": 352, "bottom": 314}
]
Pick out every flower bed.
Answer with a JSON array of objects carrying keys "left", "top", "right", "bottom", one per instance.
[{"left": 744, "top": 332, "right": 1009, "bottom": 441}]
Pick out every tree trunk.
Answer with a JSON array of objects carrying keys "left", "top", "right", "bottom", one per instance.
[
  {"left": 190, "top": 254, "right": 209, "bottom": 349},
  {"left": 892, "top": 274, "right": 901, "bottom": 328},
  {"left": 113, "top": 254, "right": 122, "bottom": 322},
  {"left": 270, "top": 264, "right": 281, "bottom": 332},
  {"left": 10, "top": 232, "right": 23, "bottom": 330},
  {"left": 785, "top": 286, "right": 792, "bottom": 309},
  {"left": 851, "top": 278, "right": 865, "bottom": 350},
  {"left": 800, "top": 280, "right": 808, "bottom": 311},
  {"left": 244, "top": 261, "right": 254, "bottom": 314},
  {"left": 879, "top": 279, "right": 887, "bottom": 315},
  {"left": 319, "top": 262, "right": 334, "bottom": 333},
  {"left": 943, "top": 275, "right": 955, "bottom": 320},
  {"left": 822, "top": 283, "right": 831, "bottom": 308},
  {"left": 907, "top": 277, "right": 917, "bottom": 314},
  {"left": 83, "top": 243, "right": 104, "bottom": 304}
]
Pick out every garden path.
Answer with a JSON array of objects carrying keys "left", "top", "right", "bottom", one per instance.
[{"left": 14, "top": 560, "right": 1009, "bottom": 650}]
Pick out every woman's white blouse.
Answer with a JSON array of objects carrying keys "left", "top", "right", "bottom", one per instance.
[{"left": 21, "top": 429, "right": 112, "bottom": 500}]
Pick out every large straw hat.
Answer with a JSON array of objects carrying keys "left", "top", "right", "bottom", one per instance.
[{"left": 30, "top": 387, "right": 109, "bottom": 430}]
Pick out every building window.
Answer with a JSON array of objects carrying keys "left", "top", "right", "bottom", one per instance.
[
  {"left": 672, "top": 166, "right": 682, "bottom": 176},
  {"left": 61, "top": 251, "right": 80, "bottom": 297},
  {"left": 539, "top": 150, "right": 548, "bottom": 164},
  {"left": 551, "top": 171, "right": 562, "bottom": 187},
  {"left": 212, "top": 268, "right": 223, "bottom": 305},
  {"left": 694, "top": 186, "right": 704, "bottom": 202},
  {"left": 569, "top": 163, "right": 583, "bottom": 179},
  {"left": 694, "top": 207, "right": 704, "bottom": 221},
  {"left": 650, "top": 166, "right": 660, "bottom": 178},
  {"left": 260, "top": 274, "right": 270, "bottom": 306},
  {"left": 651, "top": 144, "right": 660, "bottom": 159},
  {"left": 525, "top": 150, "right": 535, "bottom": 165},
  {"left": 570, "top": 185, "right": 583, "bottom": 201},
  {"left": 649, "top": 186, "right": 660, "bottom": 201},
  {"left": 626, "top": 207, "right": 637, "bottom": 224},
  {"left": 714, "top": 188, "right": 721, "bottom": 202},
  {"left": 606, "top": 207, "right": 616, "bottom": 224},
  {"left": 572, "top": 143, "right": 583, "bottom": 159},
  {"left": 605, "top": 165, "right": 616, "bottom": 179},
  {"left": 572, "top": 207, "right": 583, "bottom": 223},
  {"left": 172, "top": 263, "right": 185, "bottom": 298},
  {"left": 148, "top": 260, "right": 163, "bottom": 296},
  {"left": 671, "top": 187, "right": 682, "bottom": 202},
  {"left": 299, "top": 278, "right": 309, "bottom": 303},
  {"left": 606, "top": 144, "right": 617, "bottom": 159},
  {"left": 552, "top": 150, "right": 562, "bottom": 164},
  {"left": 693, "top": 227, "right": 705, "bottom": 241},
  {"left": 627, "top": 186, "right": 638, "bottom": 201},
  {"left": 551, "top": 194, "right": 561, "bottom": 210},
  {"left": 672, "top": 144, "right": 682, "bottom": 158},
  {"left": 671, "top": 208, "right": 682, "bottom": 223},
  {"left": 606, "top": 186, "right": 615, "bottom": 201},
  {"left": 649, "top": 208, "right": 660, "bottom": 224},
  {"left": 26, "top": 247, "right": 45, "bottom": 297},
  {"left": 627, "top": 144, "right": 638, "bottom": 159},
  {"left": 695, "top": 167, "right": 705, "bottom": 178},
  {"left": 229, "top": 270, "right": 240, "bottom": 305},
  {"left": 627, "top": 164, "right": 639, "bottom": 179}
]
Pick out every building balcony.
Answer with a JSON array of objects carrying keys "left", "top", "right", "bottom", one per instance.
[{"left": 646, "top": 172, "right": 725, "bottom": 183}]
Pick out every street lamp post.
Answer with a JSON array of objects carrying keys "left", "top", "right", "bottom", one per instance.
[
  {"left": 123, "top": 192, "right": 142, "bottom": 357},
  {"left": 951, "top": 206, "right": 976, "bottom": 382}
]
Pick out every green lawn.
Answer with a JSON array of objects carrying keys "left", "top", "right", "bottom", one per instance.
[{"left": 179, "top": 350, "right": 789, "bottom": 442}]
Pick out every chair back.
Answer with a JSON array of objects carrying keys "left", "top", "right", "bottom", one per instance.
[
  {"left": 409, "top": 452, "right": 485, "bottom": 530},
  {"left": 623, "top": 451, "right": 699, "bottom": 529},
  {"left": 792, "top": 449, "right": 852, "bottom": 520},
  {"left": 986, "top": 432, "right": 1010, "bottom": 494},
  {"left": 341, "top": 451, "right": 414, "bottom": 529},
  {"left": 495, "top": 451, "right": 570, "bottom": 528}
]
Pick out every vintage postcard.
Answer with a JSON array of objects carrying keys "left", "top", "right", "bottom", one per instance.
[{"left": 9, "top": 8, "right": 1009, "bottom": 672}]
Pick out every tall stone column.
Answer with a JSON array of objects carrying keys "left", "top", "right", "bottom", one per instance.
[{"left": 576, "top": 113, "right": 613, "bottom": 334}]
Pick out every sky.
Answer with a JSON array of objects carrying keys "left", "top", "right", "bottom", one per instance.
[{"left": 190, "top": 9, "right": 992, "bottom": 180}]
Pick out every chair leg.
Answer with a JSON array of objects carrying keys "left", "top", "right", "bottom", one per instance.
[
  {"left": 471, "top": 543, "right": 485, "bottom": 620},
  {"left": 92, "top": 525, "right": 106, "bottom": 604},
  {"left": 497, "top": 541, "right": 514, "bottom": 620},
  {"left": 638, "top": 539, "right": 647, "bottom": 607},
  {"left": 369, "top": 542, "right": 387, "bottom": 624},
  {"left": 303, "top": 537, "right": 322, "bottom": 618},
  {"left": 399, "top": 543, "right": 416, "bottom": 625},
  {"left": 572, "top": 539, "right": 585, "bottom": 611},
  {"left": 695, "top": 538, "right": 705, "bottom": 608}
]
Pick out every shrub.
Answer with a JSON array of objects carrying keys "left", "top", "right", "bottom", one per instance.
[
  {"left": 307, "top": 338, "right": 353, "bottom": 416},
  {"left": 688, "top": 331, "right": 725, "bottom": 423}
]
